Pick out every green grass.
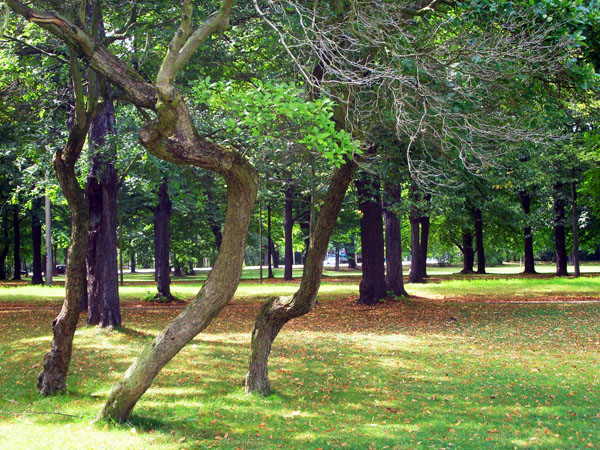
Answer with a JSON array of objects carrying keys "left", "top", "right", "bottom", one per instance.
[{"left": 1, "top": 298, "right": 599, "bottom": 449}]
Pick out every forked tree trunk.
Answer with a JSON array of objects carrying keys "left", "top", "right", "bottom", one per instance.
[
  {"left": 283, "top": 184, "right": 294, "bottom": 280},
  {"left": 553, "top": 183, "right": 568, "bottom": 276},
  {"left": 474, "top": 208, "right": 486, "bottom": 274},
  {"left": 355, "top": 171, "right": 386, "bottom": 305},
  {"left": 38, "top": 116, "right": 92, "bottom": 395},
  {"left": 519, "top": 191, "right": 536, "bottom": 274},
  {"left": 245, "top": 159, "right": 357, "bottom": 395},
  {"left": 31, "top": 198, "right": 44, "bottom": 285},
  {"left": 153, "top": 180, "right": 174, "bottom": 302},
  {"left": 459, "top": 232, "right": 475, "bottom": 274},
  {"left": 384, "top": 184, "right": 408, "bottom": 297},
  {"left": 12, "top": 204, "right": 21, "bottom": 281}
]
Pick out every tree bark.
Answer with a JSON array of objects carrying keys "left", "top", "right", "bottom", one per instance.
[
  {"left": 347, "top": 236, "right": 357, "bottom": 269},
  {"left": 283, "top": 184, "right": 294, "bottom": 280},
  {"left": 31, "top": 198, "right": 44, "bottom": 285},
  {"left": 45, "top": 192, "right": 53, "bottom": 285},
  {"left": 245, "top": 159, "right": 357, "bottom": 395},
  {"left": 130, "top": 251, "right": 136, "bottom": 273},
  {"left": 12, "top": 204, "right": 21, "bottom": 281},
  {"left": 408, "top": 216, "right": 423, "bottom": 283},
  {"left": 267, "top": 204, "right": 274, "bottom": 278},
  {"left": 153, "top": 180, "right": 174, "bottom": 302},
  {"left": 355, "top": 171, "right": 386, "bottom": 304},
  {"left": 418, "top": 194, "right": 431, "bottom": 279},
  {"left": 459, "top": 232, "right": 475, "bottom": 274},
  {"left": 384, "top": 184, "right": 408, "bottom": 297},
  {"left": 553, "top": 183, "right": 568, "bottom": 276},
  {"left": 571, "top": 169, "right": 580, "bottom": 278},
  {"left": 38, "top": 80, "right": 97, "bottom": 394},
  {"left": 519, "top": 191, "right": 536, "bottom": 274},
  {"left": 474, "top": 208, "right": 486, "bottom": 274}
]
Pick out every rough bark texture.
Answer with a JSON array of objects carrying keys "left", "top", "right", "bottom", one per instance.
[
  {"left": 86, "top": 98, "right": 121, "bottom": 327},
  {"left": 38, "top": 113, "right": 93, "bottom": 395},
  {"left": 384, "top": 184, "right": 408, "bottom": 297},
  {"left": 153, "top": 181, "right": 173, "bottom": 302},
  {"left": 12, "top": 204, "right": 21, "bottom": 280},
  {"left": 519, "top": 191, "right": 536, "bottom": 274},
  {"left": 283, "top": 184, "right": 294, "bottom": 280},
  {"left": 474, "top": 208, "right": 486, "bottom": 274},
  {"left": 459, "top": 232, "right": 475, "bottom": 274},
  {"left": 355, "top": 171, "right": 386, "bottom": 305},
  {"left": 245, "top": 159, "right": 357, "bottom": 395},
  {"left": 31, "top": 198, "right": 44, "bottom": 285},
  {"left": 553, "top": 184, "right": 568, "bottom": 276}
]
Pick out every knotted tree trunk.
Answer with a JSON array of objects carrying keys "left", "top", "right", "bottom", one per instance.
[{"left": 245, "top": 159, "right": 357, "bottom": 395}]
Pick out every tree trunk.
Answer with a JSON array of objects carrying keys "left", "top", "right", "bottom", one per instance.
[
  {"left": 267, "top": 204, "right": 274, "bottom": 278},
  {"left": 553, "top": 183, "right": 568, "bottom": 276},
  {"left": 519, "top": 191, "right": 536, "bottom": 274},
  {"left": 419, "top": 214, "right": 430, "bottom": 278},
  {"left": 355, "top": 171, "right": 386, "bottom": 304},
  {"left": 12, "top": 204, "right": 21, "bottom": 281},
  {"left": 85, "top": 96, "right": 121, "bottom": 327},
  {"left": 0, "top": 218, "right": 9, "bottom": 280},
  {"left": 31, "top": 198, "right": 44, "bottom": 285},
  {"left": 130, "top": 251, "right": 136, "bottom": 273},
  {"left": 283, "top": 184, "right": 294, "bottom": 280},
  {"left": 347, "top": 236, "right": 357, "bottom": 269},
  {"left": 334, "top": 245, "right": 340, "bottom": 271},
  {"left": 245, "top": 159, "right": 357, "bottom": 395},
  {"left": 474, "top": 208, "right": 486, "bottom": 274},
  {"left": 384, "top": 184, "right": 408, "bottom": 297},
  {"left": 459, "top": 232, "right": 475, "bottom": 274},
  {"left": 571, "top": 169, "right": 580, "bottom": 278},
  {"left": 38, "top": 101, "right": 94, "bottom": 395},
  {"left": 408, "top": 216, "right": 423, "bottom": 283},
  {"left": 153, "top": 180, "right": 173, "bottom": 301}
]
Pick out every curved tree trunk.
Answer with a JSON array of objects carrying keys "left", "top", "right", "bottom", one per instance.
[
  {"left": 153, "top": 180, "right": 174, "bottom": 302},
  {"left": 459, "top": 232, "right": 475, "bottom": 274},
  {"left": 519, "top": 191, "right": 536, "bottom": 274},
  {"left": 384, "top": 183, "right": 408, "bottom": 297},
  {"left": 283, "top": 184, "right": 294, "bottom": 280},
  {"left": 31, "top": 198, "right": 44, "bottom": 285},
  {"left": 355, "top": 171, "right": 386, "bottom": 305},
  {"left": 474, "top": 208, "right": 486, "bottom": 274},
  {"left": 12, "top": 204, "right": 21, "bottom": 281},
  {"left": 553, "top": 183, "right": 568, "bottom": 276},
  {"left": 38, "top": 82, "right": 97, "bottom": 394},
  {"left": 245, "top": 159, "right": 357, "bottom": 395}
]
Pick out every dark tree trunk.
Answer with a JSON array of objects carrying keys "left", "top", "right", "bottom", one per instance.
[
  {"left": 347, "top": 237, "right": 357, "bottom": 269},
  {"left": 419, "top": 214, "right": 430, "bottom": 278},
  {"left": 245, "top": 159, "right": 357, "bottom": 395},
  {"left": 408, "top": 215, "right": 423, "bottom": 283},
  {"left": 474, "top": 208, "right": 486, "bottom": 274},
  {"left": 384, "top": 184, "right": 408, "bottom": 297},
  {"left": 130, "top": 251, "right": 136, "bottom": 273},
  {"left": 12, "top": 204, "right": 21, "bottom": 280},
  {"left": 153, "top": 180, "right": 173, "bottom": 301},
  {"left": 173, "top": 258, "right": 183, "bottom": 277},
  {"left": 553, "top": 183, "right": 568, "bottom": 276},
  {"left": 86, "top": 94, "right": 121, "bottom": 327},
  {"left": 459, "top": 232, "right": 475, "bottom": 274},
  {"left": 519, "top": 191, "right": 536, "bottom": 274},
  {"left": 334, "top": 245, "right": 340, "bottom": 271},
  {"left": 571, "top": 169, "right": 580, "bottom": 278},
  {"left": 0, "top": 218, "right": 9, "bottom": 280},
  {"left": 355, "top": 171, "right": 386, "bottom": 304},
  {"left": 283, "top": 184, "right": 294, "bottom": 280},
  {"left": 31, "top": 198, "right": 44, "bottom": 284},
  {"left": 267, "top": 204, "right": 274, "bottom": 278}
]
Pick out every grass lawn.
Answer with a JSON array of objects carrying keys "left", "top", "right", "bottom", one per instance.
[{"left": 1, "top": 273, "right": 600, "bottom": 449}]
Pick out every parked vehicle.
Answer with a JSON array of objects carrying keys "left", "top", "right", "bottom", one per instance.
[{"left": 56, "top": 265, "right": 66, "bottom": 274}]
